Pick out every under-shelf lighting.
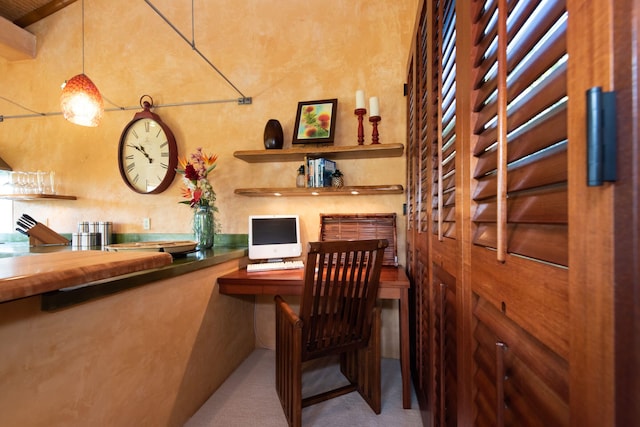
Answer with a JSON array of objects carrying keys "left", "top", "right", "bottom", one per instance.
[
  {"left": 351, "top": 190, "right": 360, "bottom": 195},
  {"left": 60, "top": 0, "right": 103, "bottom": 127}
]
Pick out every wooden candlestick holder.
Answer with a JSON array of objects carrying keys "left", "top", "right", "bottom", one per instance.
[
  {"left": 354, "top": 108, "right": 367, "bottom": 144},
  {"left": 369, "top": 115, "right": 381, "bottom": 144}
]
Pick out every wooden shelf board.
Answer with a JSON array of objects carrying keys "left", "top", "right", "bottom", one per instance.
[
  {"left": 234, "top": 185, "right": 404, "bottom": 197},
  {"left": 234, "top": 143, "right": 404, "bottom": 163},
  {"left": 0, "top": 194, "right": 77, "bottom": 201}
]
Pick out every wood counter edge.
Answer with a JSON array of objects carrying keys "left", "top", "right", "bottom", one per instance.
[{"left": 0, "top": 251, "right": 173, "bottom": 303}]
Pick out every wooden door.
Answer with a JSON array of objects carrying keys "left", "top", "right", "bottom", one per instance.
[{"left": 406, "top": 0, "right": 636, "bottom": 425}]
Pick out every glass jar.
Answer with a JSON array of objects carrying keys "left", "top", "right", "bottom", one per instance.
[
  {"left": 296, "top": 165, "right": 306, "bottom": 188},
  {"left": 193, "top": 205, "right": 214, "bottom": 250}
]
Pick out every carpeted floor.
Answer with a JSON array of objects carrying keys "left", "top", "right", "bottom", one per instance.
[{"left": 184, "top": 348, "right": 423, "bottom": 427}]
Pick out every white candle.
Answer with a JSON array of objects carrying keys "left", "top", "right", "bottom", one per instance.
[
  {"left": 369, "top": 96, "right": 380, "bottom": 116},
  {"left": 356, "top": 90, "right": 365, "bottom": 109}
]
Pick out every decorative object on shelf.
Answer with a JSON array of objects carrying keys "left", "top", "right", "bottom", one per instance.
[
  {"left": 369, "top": 96, "right": 381, "bottom": 144},
  {"left": 355, "top": 109, "right": 367, "bottom": 145},
  {"left": 263, "top": 119, "right": 284, "bottom": 149},
  {"left": 292, "top": 98, "right": 338, "bottom": 145},
  {"left": 118, "top": 95, "right": 178, "bottom": 194},
  {"left": 331, "top": 170, "right": 344, "bottom": 188},
  {"left": 355, "top": 90, "right": 367, "bottom": 144},
  {"left": 296, "top": 165, "right": 306, "bottom": 188},
  {"left": 176, "top": 147, "right": 219, "bottom": 250},
  {"left": 369, "top": 115, "right": 381, "bottom": 145},
  {"left": 59, "top": 0, "right": 104, "bottom": 127}
]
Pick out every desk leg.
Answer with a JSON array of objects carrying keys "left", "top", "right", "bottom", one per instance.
[{"left": 399, "top": 288, "right": 411, "bottom": 409}]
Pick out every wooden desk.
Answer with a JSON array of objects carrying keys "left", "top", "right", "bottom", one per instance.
[{"left": 218, "top": 265, "right": 412, "bottom": 409}]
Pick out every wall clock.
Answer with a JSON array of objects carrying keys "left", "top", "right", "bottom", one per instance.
[{"left": 118, "top": 96, "right": 178, "bottom": 194}]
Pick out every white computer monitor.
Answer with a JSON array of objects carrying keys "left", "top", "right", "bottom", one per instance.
[{"left": 248, "top": 214, "right": 302, "bottom": 261}]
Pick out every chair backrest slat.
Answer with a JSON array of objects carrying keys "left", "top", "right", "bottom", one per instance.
[{"left": 299, "top": 239, "right": 388, "bottom": 361}]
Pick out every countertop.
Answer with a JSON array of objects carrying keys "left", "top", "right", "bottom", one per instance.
[{"left": 0, "top": 244, "right": 248, "bottom": 310}]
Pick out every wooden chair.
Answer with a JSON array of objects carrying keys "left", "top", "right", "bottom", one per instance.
[{"left": 274, "top": 239, "right": 388, "bottom": 427}]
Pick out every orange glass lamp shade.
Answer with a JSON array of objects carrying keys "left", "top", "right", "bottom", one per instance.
[{"left": 60, "top": 73, "right": 104, "bottom": 127}]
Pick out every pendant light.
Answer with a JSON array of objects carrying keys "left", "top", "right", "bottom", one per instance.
[{"left": 60, "top": 0, "right": 103, "bottom": 127}]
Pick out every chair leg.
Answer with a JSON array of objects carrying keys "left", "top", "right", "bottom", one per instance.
[
  {"left": 275, "top": 297, "right": 303, "bottom": 427},
  {"left": 341, "top": 304, "right": 382, "bottom": 414}
]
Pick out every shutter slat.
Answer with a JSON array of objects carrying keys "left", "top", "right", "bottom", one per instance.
[
  {"left": 473, "top": 223, "right": 568, "bottom": 266},
  {"left": 474, "top": 102, "right": 567, "bottom": 178},
  {"left": 506, "top": 63, "right": 567, "bottom": 134},
  {"left": 473, "top": 144, "right": 567, "bottom": 200},
  {"left": 473, "top": 186, "right": 567, "bottom": 224}
]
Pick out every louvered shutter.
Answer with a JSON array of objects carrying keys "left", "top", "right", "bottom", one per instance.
[{"left": 471, "top": 0, "right": 568, "bottom": 266}]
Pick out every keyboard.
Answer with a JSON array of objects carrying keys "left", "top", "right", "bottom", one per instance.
[{"left": 246, "top": 260, "right": 305, "bottom": 272}]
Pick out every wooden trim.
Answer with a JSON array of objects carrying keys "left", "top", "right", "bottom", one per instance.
[
  {"left": 566, "top": 0, "right": 615, "bottom": 425},
  {"left": 234, "top": 185, "right": 404, "bottom": 197},
  {"left": 612, "top": 0, "right": 640, "bottom": 424},
  {"left": 233, "top": 143, "right": 404, "bottom": 163}
]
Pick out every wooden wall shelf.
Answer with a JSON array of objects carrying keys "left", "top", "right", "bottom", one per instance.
[
  {"left": 0, "top": 194, "right": 77, "bottom": 201},
  {"left": 235, "top": 185, "right": 404, "bottom": 197},
  {"left": 234, "top": 143, "right": 404, "bottom": 163}
]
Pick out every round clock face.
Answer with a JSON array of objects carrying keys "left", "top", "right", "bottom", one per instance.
[{"left": 118, "top": 117, "right": 177, "bottom": 194}]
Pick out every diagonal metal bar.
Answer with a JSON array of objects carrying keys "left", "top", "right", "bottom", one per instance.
[{"left": 143, "top": 0, "right": 251, "bottom": 104}]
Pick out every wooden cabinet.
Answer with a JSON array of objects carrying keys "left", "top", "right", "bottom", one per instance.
[
  {"left": 406, "top": 0, "right": 639, "bottom": 425},
  {"left": 233, "top": 143, "right": 404, "bottom": 197},
  {"left": 405, "top": 1, "right": 579, "bottom": 426}
]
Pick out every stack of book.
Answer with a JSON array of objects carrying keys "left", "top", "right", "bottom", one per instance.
[{"left": 305, "top": 157, "right": 336, "bottom": 187}]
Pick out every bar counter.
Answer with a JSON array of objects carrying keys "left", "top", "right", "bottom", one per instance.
[{"left": 0, "top": 244, "right": 247, "bottom": 310}]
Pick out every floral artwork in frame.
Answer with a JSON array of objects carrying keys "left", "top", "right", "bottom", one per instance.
[{"left": 292, "top": 98, "right": 338, "bottom": 145}]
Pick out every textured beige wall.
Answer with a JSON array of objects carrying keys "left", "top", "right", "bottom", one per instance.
[
  {"left": 0, "top": 259, "right": 254, "bottom": 427},
  {"left": 0, "top": 0, "right": 417, "bottom": 265},
  {"left": 0, "top": 1, "right": 418, "bottom": 421}
]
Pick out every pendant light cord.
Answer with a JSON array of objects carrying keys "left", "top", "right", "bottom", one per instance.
[{"left": 81, "top": 0, "right": 85, "bottom": 75}]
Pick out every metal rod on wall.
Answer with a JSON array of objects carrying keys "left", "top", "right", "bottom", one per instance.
[
  {"left": 0, "top": 97, "right": 242, "bottom": 122},
  {"left": 144, "top": 0, "right": 252, "bottom": 104}
]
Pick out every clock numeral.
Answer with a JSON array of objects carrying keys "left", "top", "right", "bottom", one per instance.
[
  {"left": 131, "top": 129, "right": 139, "bottom": 139},
  {"left": 160, "top": 141, "right": 168, "bottom": 148},
  {"left": 125, "top": 154, "right": 134, "bottom": 160},
  {"left": 160, "top": 162, "right": 168, "bottom": 169},
  {"left": 126, "top": 162, "right": 136, "bottom": 173},
  {"left": 133, "top": 174, "right": 140, "bottom": 184},
  {"left": 160, "top": 152, "right": 169, "bottom": 157},
  {"left": 145, "top": 121, "right": 150, "bottom": 132},
  {"left": 156, "top": 129, "right": 163, "bottom": 138}
]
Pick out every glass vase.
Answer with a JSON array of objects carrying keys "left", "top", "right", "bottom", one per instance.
[{"left": 193, "top": 205, "right": 214, "bottom": 250}]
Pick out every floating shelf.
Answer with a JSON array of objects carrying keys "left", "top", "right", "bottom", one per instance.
[
  {"left": 234, "top": 185, "right": 404, "bottom": 197},
  {"left": 234, "top": 143, "right": 404, "bottom": 163},
  {"left": 0, "top": 194, "right": 77, "bottom": 201}
]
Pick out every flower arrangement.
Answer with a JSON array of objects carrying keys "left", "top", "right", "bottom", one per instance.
[{"left": 176, "top": 147, "right": 219, "bottom": 211}]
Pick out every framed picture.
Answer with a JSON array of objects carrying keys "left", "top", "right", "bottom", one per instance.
[{"left": 292, "top": 98, "right": 338, "bottom": 145}]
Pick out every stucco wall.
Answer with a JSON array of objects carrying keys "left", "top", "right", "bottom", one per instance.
[
  {"left": 0, "top": 1, "right": 418, "bottom": 422},
  {"left": 0, "top": 0, "right": 417, "bottom": 261},
  {"left": 0, "top": 259, "right": 254, "bottom": 426}
]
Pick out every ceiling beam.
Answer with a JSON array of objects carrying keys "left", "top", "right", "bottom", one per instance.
[
  {"left": 14, "top": 0, "right": 78, "bottom": 28},
  {"left": 0, "top": 16, "right": 36, "bottom": 61}
]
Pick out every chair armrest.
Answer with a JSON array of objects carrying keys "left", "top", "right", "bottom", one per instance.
[{"left": 275, "top": 295, "right": 302, "bottom": 328}]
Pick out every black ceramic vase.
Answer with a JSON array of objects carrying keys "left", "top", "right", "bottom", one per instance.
[{"left": 263, "top": 119, "right": 284, "bottom": 149}]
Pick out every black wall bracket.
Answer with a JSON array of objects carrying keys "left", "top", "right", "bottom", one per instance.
[{"left": 586, "top": 87, "right": 617, "bottom": 186}]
